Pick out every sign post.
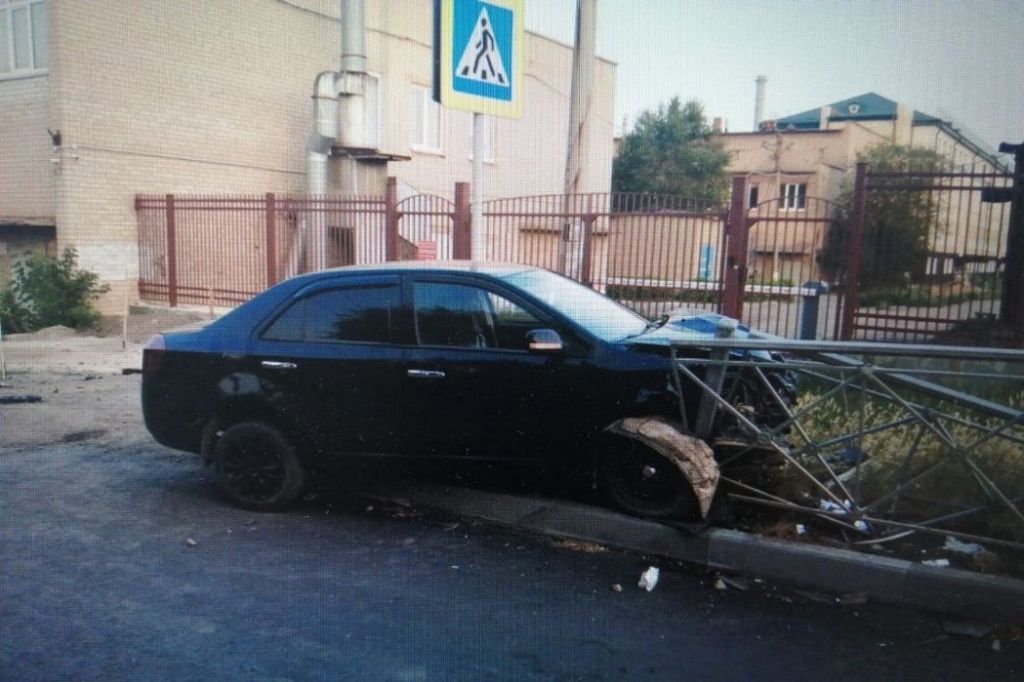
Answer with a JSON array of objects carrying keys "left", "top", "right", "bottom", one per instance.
[{"left": 435, "top": 0, "right": 524, "bottom": 259}]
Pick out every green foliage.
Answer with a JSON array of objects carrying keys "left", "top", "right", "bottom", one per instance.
[
  {"left": 612, "top": 98, "right": 729, "bottom": 202},
  {"left": 820, "top": 144, "right": 944, "bottom": 288},
  {"left": 0, "top": 248, "right": 109, "bottom": 333}
]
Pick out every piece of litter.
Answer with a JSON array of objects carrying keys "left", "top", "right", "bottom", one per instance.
[
  {"left": 443, "top": 523, "right": 460, "bottom": 532},
  {"left": 611, "top": 583, "right": 623, "bottom": 593},
  {"left": 713, "top": 578, "right": 728, "bottom": 591},
  {"left": 993, "top": 640, "right": 1002, "bottom": 652},
  {"left": 943, "top": 536, "right": 984, "bottom": 556},
  {"left": 638, "top": 566, "right": 660, "bottom": 592},
  {"left": 795, "top": 524, "right": 807, "bottom": 536},
  {"left": 719, "top": 575, "right": 750, "bottom": 591},
  {"left": 942, "top": 620, "right": 995, "bottom": 638},
  {"left": 922, "top": 558, "right": 950, "bottom": 567},
  {"left": 185, "top": 538, "right": 197, "bottom": 547},
  {"left": 853, "top": 520, "right": 870, "bottom": 533},
  {"left": 450, "top": 565, "right": 459, "bottom": 570},
  {"left": 819, "top": 499, "right": 849, "bottom": 515},
  {"left": 365, "top": 505, "right": 374, "bottom": 512}
]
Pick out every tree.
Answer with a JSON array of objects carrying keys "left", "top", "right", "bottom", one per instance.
[
  {"left": 612, "top": 98, "right": 728, "bottom": 203},
  {"left": 820, "top": 144, "right": 944, "bottom": 288}
]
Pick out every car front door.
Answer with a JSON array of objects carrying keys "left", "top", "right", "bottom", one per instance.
[{"left": 400, "top": 275, "right": 580, "bottom": 461}]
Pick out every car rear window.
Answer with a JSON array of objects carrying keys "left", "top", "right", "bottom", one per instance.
[{"left": 263, "top": 285, "right": 397, "bottom": 343}]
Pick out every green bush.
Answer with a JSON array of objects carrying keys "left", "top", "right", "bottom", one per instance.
[{"left": 0, "top": 248, "right": 109, "bottom": 333}]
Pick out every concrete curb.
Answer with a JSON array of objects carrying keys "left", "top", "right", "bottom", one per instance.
[{"left": 373, "top": 483, "right": 1024, "bottom": 625}]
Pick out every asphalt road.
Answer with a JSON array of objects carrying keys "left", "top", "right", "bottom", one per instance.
[{"left": 1, "top": 433, "right": 1020, "bottom": 682}]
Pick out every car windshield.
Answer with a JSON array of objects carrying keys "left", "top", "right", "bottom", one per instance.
[{"left": 503, "top": 269, "right": 648, "bottom": 343}]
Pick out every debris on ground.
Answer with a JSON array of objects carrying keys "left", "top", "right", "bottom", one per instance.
[
  {"left": 943, "top": 536, "right": 985, "bottom": 557},
  {"left": 551, "top": 538, "right": 607, "bottom": 553},
  {"left": 638, "top": 566, "right": 660, "bottom": 592},
  {"left": 0, "top": 395, "right": 43, "bottom": 404},
  {"left": 922, "top": 558, "right": 951, "bottom": 567},
  {"left": 713, "top": 578, "right": 728, "bottom": 591},
  {"left": 718, "top": 575, "right": 751, "bottom": 591},
  {"left": 611, "top": 583, "right": 623, "bottom": 593},
  {"left": 185, "top": 538, "right": 197, "bottom": 547},
  {"left": 795, "top": 524, "right": 807, "bottom": 536},
  {"left": 943, "top": 620, "right": 996, "bottom": 638}
]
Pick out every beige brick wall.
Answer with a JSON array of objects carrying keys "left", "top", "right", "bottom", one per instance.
[
  {"left": 38, "top": 0, "right": 615, "bottom": 312},
  {"left": 0, "top": 74, "right": 54, "bottom": 221}
]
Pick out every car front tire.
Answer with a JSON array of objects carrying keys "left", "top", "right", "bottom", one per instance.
[
  {"left": 601, "top": 438, "right": 700, "bottom": 520},
  {"left": 213, "top": 421, "right": 305, "bottom": 511}
]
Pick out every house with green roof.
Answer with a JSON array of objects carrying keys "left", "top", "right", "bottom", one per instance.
[{"left": 718, "top": 92, "right": 1007, "bottom": 284}]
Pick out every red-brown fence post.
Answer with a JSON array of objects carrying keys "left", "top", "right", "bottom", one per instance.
[
  {"left": 265, "top": 193, "right": 278, "bottom": 287},
  {"left": 839, "top": 162, "right": 869, "bottom": 340},
  {"left": 721, "top": 176, "right": 749, "bottom": 320},
  {"left": 999, "top": 143, "right": 1024, "bottom": 328},
  {"left": 453, "top": 182, "right": 472, "bottom": 259},
  {"left": 385, "top": 177, "right": 399, "bottom": 261},
  {"left": 580, "top": 214, "right": 596, "bottom": 287},
  {"left": 165, "top": 194, "right": 178, "bottom": 307}
]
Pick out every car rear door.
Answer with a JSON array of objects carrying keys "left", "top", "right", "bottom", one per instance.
[{"left": 249, "top": 275, "right": 407, "bottom": 458}]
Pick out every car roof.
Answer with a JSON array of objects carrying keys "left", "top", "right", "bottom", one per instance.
[{"left": 289, "top": 260, "right": 539, "bottom": 282}]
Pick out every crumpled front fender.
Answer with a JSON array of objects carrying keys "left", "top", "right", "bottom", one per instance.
[{"left": 604, "top": 416, "right": 719, "bottom": 518}]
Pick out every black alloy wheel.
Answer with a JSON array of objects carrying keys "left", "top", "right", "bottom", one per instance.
[
  {"left": 601, "top": 439, "right": 699, "bottom": 520},
  {"left": 213, "top": 421, "right": 305, "bottom": 511}
]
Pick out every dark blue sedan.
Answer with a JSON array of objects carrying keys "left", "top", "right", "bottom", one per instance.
[{"left": 142, "top": 262, "right": 783, "bottom": 518}]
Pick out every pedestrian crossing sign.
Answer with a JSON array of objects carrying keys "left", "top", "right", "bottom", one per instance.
[{"left": 435, "top": 0, "right": 524, "bottom": 119}]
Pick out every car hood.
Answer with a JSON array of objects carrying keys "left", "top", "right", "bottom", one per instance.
[{"left": 620, "top": 312, "right": 776, "bottom": 355}]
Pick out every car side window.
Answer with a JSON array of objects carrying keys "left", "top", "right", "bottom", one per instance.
[
  {"left": 413, "top": 282, "right": 541, "bottom": 350},
  {"left": 486, "top": 292, "right": 542, "bottom": 351},
  {"left": 263, "top": 285, "right": 397, "bottom": 343},
  {"left": 414, "top": 282, "right": 496, "bottom": 348}
]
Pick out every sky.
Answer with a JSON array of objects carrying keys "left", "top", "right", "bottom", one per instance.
[{"left": 524, "top": 0, "right": 1024, "bottom": 156}]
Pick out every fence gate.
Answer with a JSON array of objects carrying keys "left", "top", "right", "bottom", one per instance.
[
  {"left": 394, "top": 192, "right": 465, "bottom": 262},
  {"left": 739, "top": 192, "right": 841, "bottom": 339},
  {"left": 840, "top": 162, "right": 1015, "bottom": 342}
]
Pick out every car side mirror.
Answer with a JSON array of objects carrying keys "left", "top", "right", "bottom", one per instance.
[{"left": 526, "top": 329, "right": 563, "bottom": 354}]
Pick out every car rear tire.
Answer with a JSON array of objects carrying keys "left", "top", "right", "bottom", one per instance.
[
  {"left": 213, "top": 421, "right": 305, "bottom": 511},
  {"left": 601, "top": 438, "right": 700, "bottom": 520}
]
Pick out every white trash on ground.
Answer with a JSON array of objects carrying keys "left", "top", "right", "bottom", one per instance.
[{"left": 638, "top": 566, "right": 660, "bottom": 592}]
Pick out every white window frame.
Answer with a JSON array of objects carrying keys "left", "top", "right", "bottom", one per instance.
[
  {"left": 469, "top": 113, "right": 494, "bottom": 163},
  {"left": 409, "top": 84, "right": 442, "bottom": 155},
  {"left": 0, "top": 0, "right": 48, "bottom": 79},
  {"left": 780, "top": 182, "right": 807, "bottom": 211},
  {"left": 364, "top": 71, "right": 382, "bottom": 150}
]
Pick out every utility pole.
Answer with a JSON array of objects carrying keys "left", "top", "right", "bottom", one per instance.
[{"left": 560, "top": 0, "right": 596, "bottom": 278}]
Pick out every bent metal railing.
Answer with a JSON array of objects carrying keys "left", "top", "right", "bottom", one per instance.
[{"left": 671, "top": 338, "right": 1024, "bottom": 550}]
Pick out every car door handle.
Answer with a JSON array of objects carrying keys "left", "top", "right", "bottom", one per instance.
[
  {"left": 407, "top": 369, "right": 445, "bottom": 379},
  {"left": 261, "top": 360, "right": 297, "bottom": 370}
]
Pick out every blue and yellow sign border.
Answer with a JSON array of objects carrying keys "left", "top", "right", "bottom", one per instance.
[{"left": 434, "top": 0, "right": 524, "bottom": 119}]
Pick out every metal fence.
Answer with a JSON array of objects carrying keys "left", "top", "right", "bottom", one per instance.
[
  {"left": 673, "top": 336, "right": 1024, "bottom": 549},
  {"left": 839, "top": 161, "right": 1017, "bottom": 342},
  {"left": 135, "top": 167, "right": 1021, "bottom": 343},
  {"left": 482, "top": 193, "right": 727, "bottom": 319},
  {"left": 136, "top": 194, "right": 388, "bottom": 307}
]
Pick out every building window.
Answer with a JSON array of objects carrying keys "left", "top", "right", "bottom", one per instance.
[
  {"left": 409, "top": 84, "right": 440, "bottom": 153},
  {"left": 469, "top": 114, "right": 493, "bottom": 162},
  {"left": 364, "top": 72, "right": 381, "bottom": 149},
  {"left": 780, "top": 183, "right": 807, "bottom": 210},
  {"left": 747, "top": 184, "right": 759, "bottom": 209},
  {"left": 0, "top": 0, "right": 48, "bottom": 75}
]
